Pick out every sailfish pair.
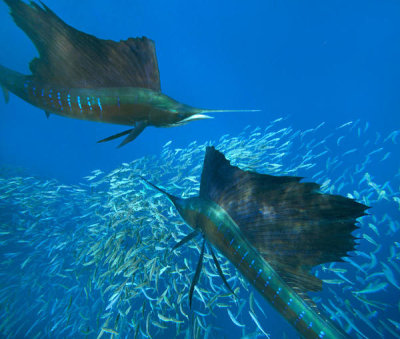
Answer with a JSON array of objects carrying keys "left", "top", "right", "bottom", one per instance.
[
  {"left": 0, "top": 0, "right": 257, "bottom": 147},
  {"left": 141, "top": 146, "right": 368, "bottom": 339},
  {"left": 2, "top": 1, "right": 369, "bottom": 338}
]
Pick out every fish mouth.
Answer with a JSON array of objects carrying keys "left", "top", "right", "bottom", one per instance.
[{"left": 168, "top": 114, "right": 214, "bottom": 127}]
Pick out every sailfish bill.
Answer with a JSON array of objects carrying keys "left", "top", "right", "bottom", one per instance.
[
  {"left": 140, "top": 146, "right": 368, "bottom": 339},
  {"left": 0, "top": 0, "right": 259, "bottom": 146}
]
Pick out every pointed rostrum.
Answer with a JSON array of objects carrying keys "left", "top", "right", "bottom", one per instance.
[
  {"left": 4, "top": 0, "right": 161, "bottom": 90},
  {"left": 200, "top": 146, "right": 368, "bottom": 294}
]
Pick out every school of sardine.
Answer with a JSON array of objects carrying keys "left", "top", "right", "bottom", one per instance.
[{"left": 0, "top": 117, "right": 399, "bottom": 338}]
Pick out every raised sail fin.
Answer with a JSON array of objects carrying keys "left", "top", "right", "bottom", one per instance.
[
  {"left": 199, "top": 146, "right": 368, "bottom": 294},
  {"left": 4, "top": 0, "right": 161, "bottom": 90}
]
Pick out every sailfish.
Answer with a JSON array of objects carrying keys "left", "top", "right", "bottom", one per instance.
[
  {"left": 0, "top": 0, "right": 257, "bottom": 147},
  {"left": 140, "top": 146, "right": 368, "bottom": 339}
]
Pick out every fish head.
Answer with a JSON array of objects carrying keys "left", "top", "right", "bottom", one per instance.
[
  {"left": 139, "top": 176, "right": 202, "bottom": 231},
  {"left": 168, "top": 197, "right": 199, "bottom": 230},
  {"left": 170, "top": 197, "right": 228, "bottom": 238},
  {"left": 146, "top": 93, "right": 213, "bottom": 127},
  {"left": 148, "top": 107, "right": 213, "bottom": 127},
  {"left": 165, "top": 113, "right": 213, "bottom": 127}
]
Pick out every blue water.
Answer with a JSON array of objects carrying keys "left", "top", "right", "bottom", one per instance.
[
  {"left": 1, "top": 0, "right": 399, "bottom": 184},
  {"left": 0, "top": 1, "right": 399, "bottom": 338}
]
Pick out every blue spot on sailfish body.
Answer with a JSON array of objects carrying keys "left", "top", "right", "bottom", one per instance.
[
  {"left": 57, "top": 92, "right": 63, "bottom": 110},
  {"left": 77, "top": 96, "right": 82, "bottom": 112},
  {"left": 67, "top": 94, "right": 72, "bottom": 110},
  {"left": 87, "top": 97, "right": 92, "bottom": 111},
  {"left": 97, "top": 98, "right": 103, "bottom": 118}
]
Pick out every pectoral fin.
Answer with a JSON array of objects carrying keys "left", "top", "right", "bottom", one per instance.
[
  {"left": 117, "top": 122, "right": 147, "bottom": 148},
  {"left": 210, "top": 246, "right": 236, "bottom": 297},
  {"left": 97, "top": 121, "right": 147, "bottom": 147},
  {"left": 97, "top": 128, "right": 133, "bottom": 143},
  {"left": 189, "top": 238, "right": 205, "bottom": 309},
  {"left": 172, "top": 231, "right": 198, "bottom": 251}
]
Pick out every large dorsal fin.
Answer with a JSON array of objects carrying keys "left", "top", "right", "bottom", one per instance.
[
  {"left": 4, "top": 0, "right": 161, "bottom": 90},
  {"left": 200, "top": 146, "right": 368, "bottom": 295}
]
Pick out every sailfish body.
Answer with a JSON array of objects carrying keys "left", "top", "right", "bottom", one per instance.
[
  {"left": 1, "top": 1, "right": 254, "bottom": 147},
  {"left": 0, "top": 65, "right": 208, "bottom": 129},
  {"left": 141, "top": 147, "right": 368, "bottom": 339}
]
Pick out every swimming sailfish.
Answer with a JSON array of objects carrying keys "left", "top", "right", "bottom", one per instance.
[
  {"left": 140, "top": 146, "right": 368, "bottom": 339},
  {"left": 0, "top": 1, "right": 257, "bottom": 147}
]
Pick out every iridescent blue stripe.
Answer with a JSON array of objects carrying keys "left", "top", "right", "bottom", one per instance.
[
  {"left": 97, "top": 98, "right": 103, "bottom": 118},
  {"left": 57, "top": 92, "right": 63, "bottom": 110},
  {"left": 77, "top": 96, "right": 82, "bottom": 112},
  {"left": 67, "top": 94, "right": 72, "bottom": 110},
  {"left": 87, "top": 97, "right": 92, "bottom": 111},
  {"left": 97, "top": 98, "right": 102, "bottom": 111}
]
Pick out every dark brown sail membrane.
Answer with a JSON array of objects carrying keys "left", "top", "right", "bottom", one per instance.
[
  {"left": 4, "top": 0, "right": 161, "bottom": 90},
  {"left": 200, "top": 146, "right": 368, "bottom": 294}
]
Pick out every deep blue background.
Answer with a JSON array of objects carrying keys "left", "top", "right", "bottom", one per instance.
[
  {"left": 0, "top": 0, "right": 399, "bottom": 183},
  {"left": 0, "top": 2, "right": 399, "bottom": 338}
]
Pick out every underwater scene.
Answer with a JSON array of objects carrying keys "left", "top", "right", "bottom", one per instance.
[{"left": 0, "top": 1, "right": 399, "bottom": 338}]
